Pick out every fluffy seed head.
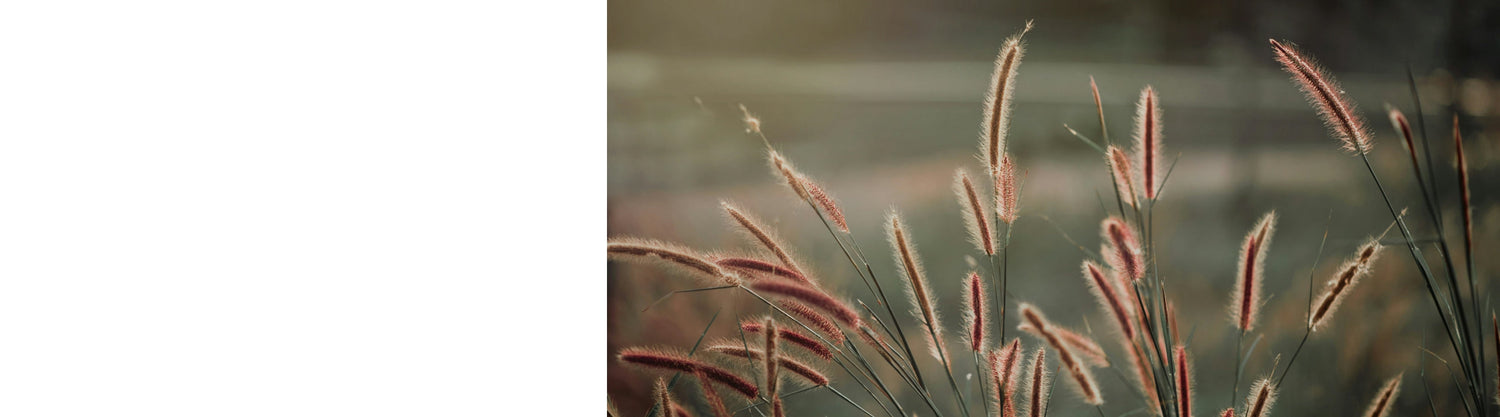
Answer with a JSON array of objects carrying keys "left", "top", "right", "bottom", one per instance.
[
  {"left": 954, "top": 170, "right": 996, "bottom": 255},
  {"left": 1055, "top": 326, "right": 1108, "bottom": 368},
  {"left": 1269, "top": 39, "right": 1372, "bottom": 154},
  {"left": 1243, "top": 378, "right": 1277, "bottom": 417},
  {"left": 802, "top": 178, "right": 849, "bottom": 232},
  {"left": 749, "top": 281, "right": 860, "bottom": 328},
  {"left": 1017, "top": 303, "right": 1103, "bottom": 405},
  {"left": 1025, "top": 348, "right": 1052, "bottom": 417},
  {"left": 1363, "top": 373, "right": 1401, "bottom": 417},
  {"left": 715, "top": 257, "right": 811, "bottom": 285},
  {"left": 1230, "top": 211, "right": 1277, "bottom": 331},
  {"left": 741, "top": 319, "right": 832, "bottom": 361},
  {"left": 1221, "top": 408, "right": 1234, "bottom": 417},
  {"left": 767, "top": 149, "right": 811, "bottom": 201},
  {"left": 763, "top": 317, "right": 780, "bottom": 400},
  {"left": 982, "top": 21, "right": 1033, "bottom": 172},
  {"left": 776, "top": 299, "right": 845, "bottom": 344},
  {"left": 888, "top": 211, "right": 944, "bottom": 359},
  {"left": 1107, "top": 146, "right": 1140, "bottom": 208},
  {"left": 1134, "top": 86, "right": 1163, "bottom": 199},
  {"left": 1102, "top": 217, "right": 1145, "bottom": 280},
  {"left": 990, "top": 339, "right": 1023, "bottom": 417},
  {"left": 995, "top": 153, "right": 1020, "bottom": 224},
  {"left": 1310, "top": 238, "right": 1384, "bottom": 331},
  {"left": 964, "top": 271, "right": 988, "bottom": 352},
  {"left": 608, "top": 238, "right": 740, "bottom": 285},
  {"left": 1174, "top": 346, "right": 1193, "bottom": 417},
  {"left": 722, "top": 202, "right": 804, "bottom": 276},
  {"left": 618, "top": 346, "right": 760, "bottom": 399},
  {"left": 707, "top": 344, "right": 830, "bottom": 386},
  {"left": 653, "top": 378, "right": 677, "bottom": 417},
  {"left": 1083, "top": 260, "right": 1137, "bottom": 340}
]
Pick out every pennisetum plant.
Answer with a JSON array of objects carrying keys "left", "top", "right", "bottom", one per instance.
[{"left": 605, "top": 23, "right": 1482, "bottom": 417}]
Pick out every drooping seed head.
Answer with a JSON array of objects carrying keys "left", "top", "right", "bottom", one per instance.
[
  {"left": 1230, "top": 211, "right": 1277, "bottom": 331},
  {"left": 1101, "top": 217, "right": 1145, "bottom": 280},
  {"left": 981, "top": 21, "right": 1033, "bottom": 174},
  {"left": 954, "top": 170, "right": 996, "bottom": 255},
  {"left": 608, "top": 238, "right": 740, "bottom": 285},
  {"left": 707, "top": 344, "right": 830, "bottom": 386},
  {"left": 1106, "top": 146, "right": 1140, "bottom": 208},
  {"left": 1362, "top": 373, "right": 1401, "bottom": 417},
  {"left": 963, "top": 271, "right": 988, "bottom": 352},
  {"left": 888, "top": 211, "right": 944, "bottom": 359},
  {"left": 748, "top": 280, "right": 860, "bottom": 328},
  {"left": 1017, "top": 303, "right": 1103, "bottom": 405},
  {"left": 617, "top": 346, "right": 760, "bottom": 399},
  {"left": 801, "top": 178, "right": 849, "bottom": 232},
  {"left": 1054, "top": 326, "right": 1108, "bottom": 368},
  {"left": 767, "top": 149, "right": 811, "bottom": 201},
  {"left": 722, "top": 202, "right": 805, "bottom": 277},
  {"left": 1310, "top": 238, "right": 1384, "bottom": 331},
  {"left": 1126, "top": 340, "right": 1161, "bottom": 414},
  {"left": 776, "top": 299, "right": 845, "bottom": 344},
  {"left": 741, "top": 318, "right": 832, "bottom": 361},
  {"left": 715, "top": 257, "right": 811, "bottom": 285},
  {"left": 1243, "top": 378, "right": 1277, "bottom": 417},
  {"left": 1083, "top": 260, "right": 1137, "bottom": 340},
  {"left": 763, "top": 317, "right": 780, "bottom": 400},
  {"left": 1269, "top": 39, "right": 1373, "bottom": 155},
  {"left": 1134, "top": 86, "right": 1163, "bottom": 199}
]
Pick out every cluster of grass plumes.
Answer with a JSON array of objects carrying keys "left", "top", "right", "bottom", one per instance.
[{"left": 607, "top": 25, "right": 1489, "bottom": 417}]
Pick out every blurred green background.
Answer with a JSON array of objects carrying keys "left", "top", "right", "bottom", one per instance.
[{"left": 608, "top": 1, "right": 1498, "bottom": 415}]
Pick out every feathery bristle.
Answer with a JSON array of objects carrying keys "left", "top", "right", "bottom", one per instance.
[
  {"left": 1126, "top": 340, "right": 1161, "bottom": 414},
  {"left": 1174, "top": 346, "right": 1193, "bottom": 417},
  {"left": 777, "top": 299, "right": 845, "bottom": 344},
  {"left": 1362, "top": 374, "right": 1401, "bottom": 417},
  {"left": 964, "top": 271, "right": 988, "bottom": 352},
  {"left": 715, "top": 257, "right": 811, "bottom": 285},
  {"left": 739, "top": 104, "right": 762, "bottom": 135},
  {"left": 1017, "top": 303, "right": 1103, "bottom": 405},
  {"left": 1134, "top": 86, "right": 1163, "bottom": 199},
  {"left": 888, "top": 211, "right": 944, "bottom": 358},
  {"left": 707, "top": 344, "right": 831, "bottom": 386},
  {"left": 1455, "top": 116, "right": 1474, "bottom": 266},
  {"left": 1102, "top": 217, "right": 1145, "bottom": 280},
  {"left": 693, "top": 368, "right": 732, "bottom": 417},
  {"left": 955, "top": 170, "right": 996, "bottom": 255},
  {"left": 749, "top": 281, "right": 861, "bottom": 328},
  {"left": 1269, "top": 39, "right": 1372, "bottom": 154},
  {"left": 722, "top": 203, "right": 804, "bottom": 275},
  {"left": 771, "top": 399, "right": 784, "bottom": 417},
  {"left": 767, "top": 149, "right": 812, "bottom": 201},
  {"left": 1107, "top": 146, "right": 1140, "bottom": 208},
  {"left": 741, "top": 319, "right": 832, "bottom": 361},
  {"left": 1220, "top": 408, "right": 1234, "bottom": 417},
  {"left": 802, "top": 178, "right": 849, "bottom": 232},
  {"left": 982, "top": 21, "right": 1033, "bottom": 173},
  {"left": 608, "top": 238, "right": 740, "bottom": 285},
  {"left": 1025, "top": 348, "right": 1052, "bottom": 417},
  {"left": 618, "top": 347, "right": 760, "bottom": 399},
  {"left": 654, "top": 378, "right": 677, "bottom": 417},
  {"left": 763, "top": 317, "right": 780, "bottom": 401},
  {"left": 990, "top": 339, "right": 1023, "bottom": 417},
  {"left": 1310, "top": 238, "right": 1384, "bottom": 331},
  {"left": 1243, "top": 378, "right": 1276, "bottom": 417},
  {"left": 1230, "top": 211, "right": 1277, "bottom": 331},
  {"left": 1083, "top": 261, "right": 1137, "bottom": 340},
  {"left": 1054, "top": 326, "right": 1108, "bottom": 368},
  {"left": 996, "top": 153, "right": 1021, "bottom": 224}
]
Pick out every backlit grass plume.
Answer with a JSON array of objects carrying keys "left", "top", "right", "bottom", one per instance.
[
  {"left": 996, "top": 153, "right": 1020, "bottom": 224},
  {"left": 747, "top": 280, "right": 860, "bottom": 328},
  {"left": 617, "top": 346, "right": 760, "bottom": 399},
  {"left": 981, "top": 20, "right": 1032, "bottom": 173},
  {"left": 1133, "top": 86, "right": 1163, "bottom": 199},
  {"left": 1269, "top": 39, "right": 1372, "bottom": 154},
  {"left": 1174, "top": 346, "right": 1194, "bottom": 417},
  {"left": 991, "top": 339, "right": 1023, "bottom": 417},
  {"left": 888, "top": 211, "right": 944, "bottom": 358},
  {"left": 1102, "top": 217, "right": 1145, "bottom": 281},
  {"left": 955, "top": 170, "right": 996, "bottom": 255},
  {"left": 1309, "top": 238, "right": 1384, "bottom": 331},
  {"left": 1106, "top": 146, "right": 1139, "bottom": 208},
  {"left": 707, "top": 344, "right": 831, "bottom": 387},
  {"left": 963, "top": 271, "right": 987, "bottom": 352},
  {"left": 1243, "top": 378, "right": 1276, "bottom": 417},
  {"left": 1017, "top": 303, "right": 1102, "bottom": 405},
  {"left": 1230, "top": 211, "right": 1277, "bottom": 331},
  {"left": 722, "top": 202, "right": 805, "bottom": 277},
  {"left": 741, "top": 318, "right": 832, "bottom": 361},
  {"left": 1025, "top": 348, "right": 1052, "bottom": 417},
  {"left": 608, "top": 238, "right": 740, "bottom": 285},
  {"left": 1362, "top": 374, "right": 1401, "bottom": 417},
  {"left": 1083, "top": 260, "right": 1136, "bottom": 340}
]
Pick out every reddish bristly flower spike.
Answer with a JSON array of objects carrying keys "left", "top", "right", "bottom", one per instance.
[
  {"left": 1220, "top": 408, "right": 1234, "bottom": 417},
  {"left": 618, "top": 347, "right": 759, "bottom": 399},
  {"left": 1455, "top": 116, "right": 1474, "bottom": 266},
  {"left": 715, "top": 257, "right": 811, "bottom": 285},
  {"left": 749, "top": 281, "right": 860, "bottom": 328},
  {"left": 1134, "top": 86, "right": 1163, "bottom": 199},
  {"left": 1363, "top": 373, "right": 1402, "bottom": 417},
  {"left": 1309, "top": 238, "right": 1384, "bottom": 331},
  {"left": 1269, "top": 39, "right": 1372, "bottom": 154},
  {"left": 694, "top": 368, "right": 732, "bottom": 417},
  {"left": 1025, "top": 348, "right": 1052, "bottom": 417},
  {"left": 1101, "top": 217, "right": 1144, "bottom": 281},
  {"left": 1230, "top": 211, "right": 1277, "bottom": 331},
  {"left": 763, "top": 317, "right": 780, "bottom": 402},
  {"left": 1083, "top": 261, "right": 1137, "bottom": 340},
  {"left": 1388, "top": 108, "right": 1422, "bottom": 170},
  {"left": 1053, "top": 326, "right": 1108, "bottom": 368},
  {"left": 767, "top": 149, "right": 812, "bottom": 201},
  {"left": 671, "top": 403, "right": 691, "bottom": 417},
  {"left": 608, "top": 238, "right": 740, "bottom": 285},
  {"left": 741, "top": 318, "right": 832, "bottom": 361},
  {"left": 722, "top": 202, "right": 804, "bottom": 275},
  {"left": 996, "top": 153, "right": 1020, "bottom": 224},
  {"left": 777, "top": 299, "right": 845, "bottom": 344},
  {"left": 654, "top": 378, "right": 677, "bottom": 417},
  {"left": 801, "top": 178, "right": 849, "bottom": 232},
  {"left": 982, "top": 20, "right": 1033, "bottom": 174},
  {"left": 888, "top": 211, "right": 944, "bottom": 359},
  {"left": 1106, "top": 146, "right": 1140, "bottom": 208},
  {"left": 1017, "top": 303, "right": 1103, "bottom": 405},
  {"left": 1243, "top": 378, "right": 1277, "bottom": 417},
  {"left": 964, "top": 271, "right": 988, "bottom": 352},
  {"left": 954, "top": 170, "right": 996, "bottom": 255},
  {"left": 1174, "top": 346, "right": 1193, "bottom": 417},
  {"left": 707, "top": 344, "right": 830, "bottom": 386},
  {"left": 990, "top": 339, "right": 1023, "bottom": 417}
]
